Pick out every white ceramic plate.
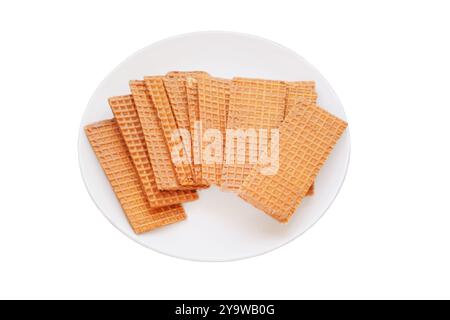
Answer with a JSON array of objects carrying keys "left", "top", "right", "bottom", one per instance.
[{"left": 78, "top": 31, "right": 350, "bottom": 261}]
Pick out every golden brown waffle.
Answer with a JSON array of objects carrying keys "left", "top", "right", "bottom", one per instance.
[
  {"left": 286, "top": 82, "right": 318, "bottom": 196},
  {"left": 129, "top": 80, "right": 196, "bottom": 191},
  {"left": 144, "top": 76, "right": 195, "bottom": 186},
  {"left": 166, "top": 71, "right": 209, "bottom": 78},
  {"left": 85, "top": 119, "right": 186, "bottom": 234},
  {"left": 185, "top": 76, "right": 205, "bottom": 184},
  {"left": 108, "top": 95, "right": 199, "bottom": 207},
  {"left": 163, "top": 77, "right": 191, "bottom": 133},
  {"left": 197, "top": 76, "right": 231, "bottom": 185},
  {"left": 163, "top": 76, "right": 196, "bottom": 183},
  {"left": 238, "top": 102, "right": 347, "bottom": 223},
  {"left": 185, "top": 77, "right": 200, "bottom": 134},
  {"left": 285, "top": 81, "right": 317, "bottom": 117},
  {"left": 164, "top": 72, "right": 210, "bottom": 187},
  {"left": 221, "top": 77, "right": 287, "bottom": 191}
]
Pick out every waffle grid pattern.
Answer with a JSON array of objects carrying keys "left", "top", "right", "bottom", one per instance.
[
  {"left": 130, "top": 80, "right": 191, "bottom": 190},
  {"left": 238, "top": 102, "right": 347, "bottom": 223},
  {"left": 166, "top": 72, "right": 210, "bottom": 185},
  {"left": 221, "top": 78, "right": 287, "bottom": 191},
  {"left": 163, "top": 76, "right": 209, "bottom": 188},
  {"left": 85, "top": 72, "right": 346, "bottom": 233},
  {"left": 197, "top": 76, "right": 231, "bottom": 185},
  {"left": 285, "top": 81, "right": 318, "bottom": 117},
  {"left": 286, "top": 81, "right": 318, "bottom": 196},
  {"left": 108, "top": 95, "right": 198, "bottom": 207},
  {"left": 84, "top": 119, "right": 186, "bottom": 233},
  {"left": 166, "top": 71, "right": 209, "bottom": 79},
  {"left": 186, "top": 76, "right": 205, "bottom": 184},
  {"left": 163, "top": 77, "right": 191, "bottom": 131},
  {"left": 166, "top": 71, "right": 209, "bottom": 185},
  {"left": 144, "top": 76, "right": 195, "bottom": 186}
]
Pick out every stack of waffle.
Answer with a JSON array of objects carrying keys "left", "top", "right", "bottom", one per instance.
[{"left": 85, "top": 71, "right": 347, "bottom": 233}]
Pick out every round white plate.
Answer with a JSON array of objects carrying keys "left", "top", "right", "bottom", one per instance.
[{"left": 78, "top": 31, "right": 350, "bottom": 261}]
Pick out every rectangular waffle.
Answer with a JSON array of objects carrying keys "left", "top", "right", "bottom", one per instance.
[
  {"left": 108, "top": 95, "right": 199, "bottom": 207},
  {"left": 286, "top": 81, "right": 318, "bottom": 196},
  {"left": 163, "top": 72, "right": 209, "bottom": 188},
  {"left": 197, "top": 76, "right": 231, "bottom": 185},
  {"left": 238, "top": 102, "right": 347, "bottom": 223},
  {"left": 163, "top": 76, "right": 191, "bottom": 134},
  {"left": 129, "top": 80, "right": 196, "bottom": 191},
  {"left": 85, "top": 119, "right": 186, "bottom": 233},
  {"left": 144, "top": 76, "right": 195, "bottom": 186},
  {"left": 162, "top": 76, "right": 191, "bottom": 159},
  {"left": 221, "top": 77, "right": 287, "bottom": 191},
  {"left": 185, "top": 76, "right": 205, "bottom": 184}
]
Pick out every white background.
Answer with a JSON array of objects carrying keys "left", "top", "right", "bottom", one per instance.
[{"left": 0, "top": 1, "right": 449, "bottom": 299}]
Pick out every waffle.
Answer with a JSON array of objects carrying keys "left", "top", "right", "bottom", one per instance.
[
  {"left": 85, "top": 119, "right": 186, "bottom": 233},
  {"left": 197, "top": 76, "right": 231, "bottom": 185},
  {"left": 163, "top": 76, "right": 191, "bottom": 133},
  {"left": 108, "top": 95, "right": 199, "bottom": 207},
  {"left": 221, "top": 77, "right": 287, "bottom": 191},
  {"left": 163, "top": 76, "right": 199, "bottom": 185},
  {"left": 185, "top": 76, "right": 205, "bottom": 184},
  {"left": 144, "top": 76, "right": 195, "bottom": 186},
  {"left": 285, "top": 81, "right": 318, "bottom": 117},
  {"left": 129, "top": 80, "right": 195, "bottom": 191},
  {"left": 286, "top": 82, "right": 318, "bottom": 196},
  {"left": 166, "top": 71, "right": 209, "bottom": 78},
  {"left": 238, "top": 102, "right": 347, "bottom": 223}
]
